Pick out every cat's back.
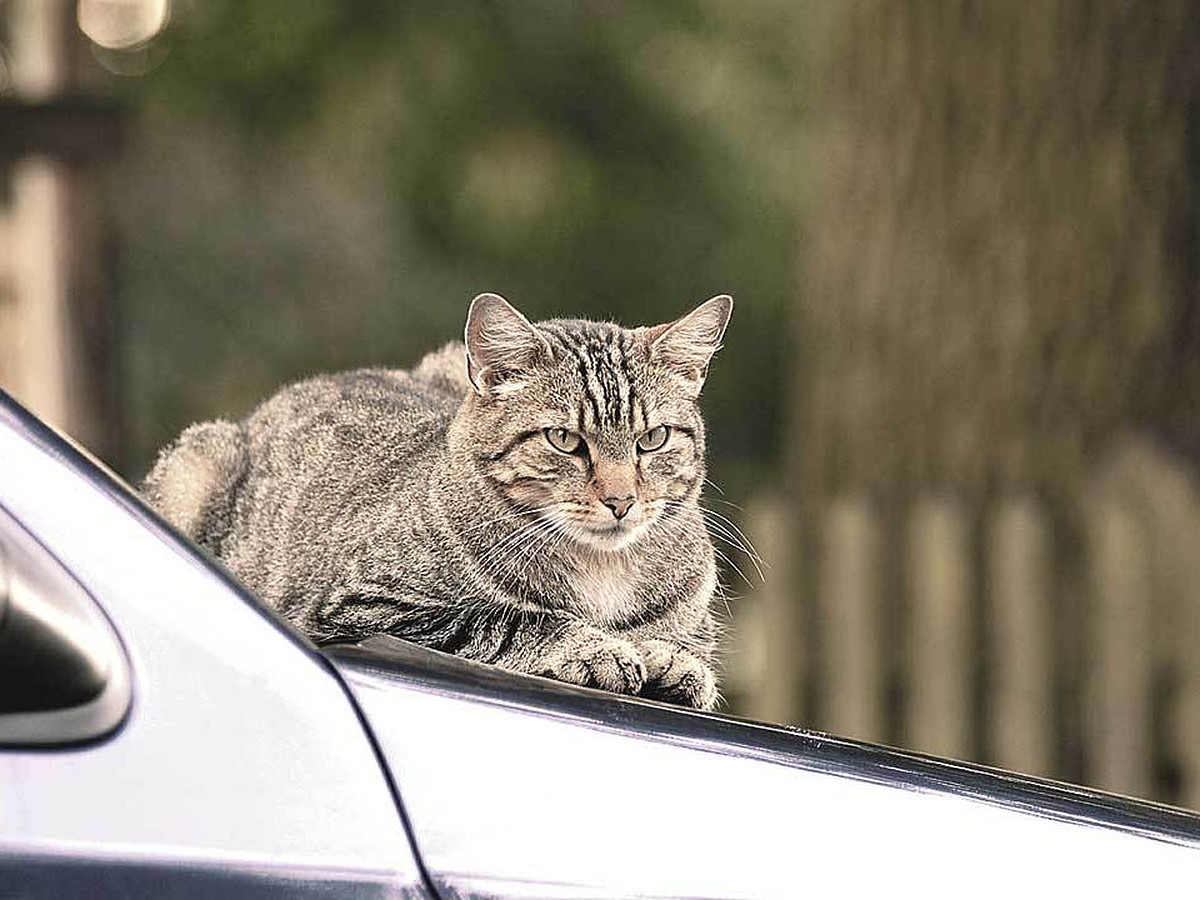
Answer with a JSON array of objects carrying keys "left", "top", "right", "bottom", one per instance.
[
  {"left": 245, "top": 345, "right": 468, "bottom": 466},
  {"left": 247, "top": 368, "right": 450, "bottom": 436}
]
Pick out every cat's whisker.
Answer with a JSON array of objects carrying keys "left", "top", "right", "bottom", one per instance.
[
  {"left": 505, "top": 514, "right": 559, "bottom": 568},
  {"left": 473, "top": 518, "right": 555, "bottom": 583},
  {"left": 458, "top": 501, "right": 572, "bottom": 538},
  {"left": 705, "top": 529, "right": 766, "bottom": 584},
  {"left": 700, "top": 478, "right": 750, "bottom": 516},
  {"left": 695, "top": 507, "right": 766, "bottom": 581},
  {"left": 710, "top": 546, "right": 753, "bottom": 595},
  {"left": 708, "top": 570, "right": 736, "bottom": 621},
  {"left": 477, "top": 530, "right": 547, "bottom": 584},
  {"left": 703, "top": 496, "right": 746, "bottom": 512},
  {"left": 654, "top": 510, "right": 712, "bottom": 565},
  {"left": 659, "top": 499, "right": 763, "bottom": 585},
  {"left": 701, "top": 515, "right": 759, "bottom": 558},
  {"left": 472, "top": 520, "right": 539, "bottom": 570},
  {"left": 492, "top": 514, "right": 568, "bottom": 583},
  {"left": 514, "top": 518, "right": 570, "bottom": 582},
  {"left": 700, "top": 516, "right": 760, "bottom": 559},
  {"left": 698, "top": 504, "right": 763, "bottom": 558},
  {"left": 523, "top": 527, "right": 571, "bottom": 584}
]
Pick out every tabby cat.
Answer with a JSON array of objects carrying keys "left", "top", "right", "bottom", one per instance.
[{"left": 143, "top": 293, "right": 731, "bottom": 709}]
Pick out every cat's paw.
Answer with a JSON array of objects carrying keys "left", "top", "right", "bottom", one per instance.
[
  {"left": 537, "top": 630, "right": 646, "bottom": 696},
  {"left": 638, "top": 639, "right": 717, "bottom": 711}
]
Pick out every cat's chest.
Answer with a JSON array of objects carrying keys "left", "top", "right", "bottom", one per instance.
[{"left": 569, "top": 561, "right": 641, "bottom": 625}]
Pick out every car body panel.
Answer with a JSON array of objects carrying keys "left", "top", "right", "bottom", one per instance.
[
  {"left": 0, "top": 396, "right": 427, "bottom": 898},
  {"left": 5, "top": 387, "right": 1200, "bottom": 898},
  {"left": 332, "top": 637, "right": 1200, "bottom": 899}
]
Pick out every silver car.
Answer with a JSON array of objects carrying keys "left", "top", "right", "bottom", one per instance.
[{"left": 2, "top": 389, "right": 1198, "bottom": 898}]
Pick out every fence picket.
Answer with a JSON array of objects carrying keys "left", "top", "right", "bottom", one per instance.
[
  {"left": 1088, "top": 494, "right": 1153, "bottom": 798},
  {"left": 821, "top": 495, "right": 883, "bottom": 741},
  {"left": 988, "top": 497, "right": 1052, "bottom": 775},
  {"left": 733, "top": 497, "right": 801, "bottom": 724},
  {"left": 907, "top": 497, "right": 972, "bottom": 759}
]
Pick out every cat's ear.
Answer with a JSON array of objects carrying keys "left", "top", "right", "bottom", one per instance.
[
  {"left": 464, "top": 293, "right": 551, "bottom": 396},
  {"left": 647, "top": 295, "right": 733, "bottom": 387}
]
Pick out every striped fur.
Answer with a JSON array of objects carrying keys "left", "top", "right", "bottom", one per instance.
[{"left": 143, "top": 294, "right": 732, "bottom": 709}]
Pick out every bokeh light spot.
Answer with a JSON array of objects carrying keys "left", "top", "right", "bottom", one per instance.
[{"left": 77, "top": 0, "right": 170, "bottom": 51}]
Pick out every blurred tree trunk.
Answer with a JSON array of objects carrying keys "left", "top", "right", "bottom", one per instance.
[
  {"left": 1138, "top": 10, "right": 1200, "bottom": 471},
  {"left": 796, "top": 1, "right": 1200, "bottom": 493}
]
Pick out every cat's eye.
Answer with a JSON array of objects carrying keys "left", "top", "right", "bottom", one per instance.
[
  {"left": 637, "top": 426, "right": 670, "bottom": 452},
  {"left": 544, "top": 428, "right": 582, "bottom": 454}
]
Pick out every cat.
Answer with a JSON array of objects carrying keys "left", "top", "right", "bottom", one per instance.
[{"left": 142, "top": 292, "right": 731, "bottom": 710}]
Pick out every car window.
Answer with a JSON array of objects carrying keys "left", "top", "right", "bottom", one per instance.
[{"left": 0, "top": 506, "right": 131, "bottom": 746}]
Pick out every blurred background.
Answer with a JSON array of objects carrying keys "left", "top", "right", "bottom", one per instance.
[{"left": 2, "top": 0, "right": 1199, "bottom": 808}]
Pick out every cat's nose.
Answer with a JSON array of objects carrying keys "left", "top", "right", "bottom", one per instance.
[{"left": 602, "top": 496, "right": 635, "bottom": 520}]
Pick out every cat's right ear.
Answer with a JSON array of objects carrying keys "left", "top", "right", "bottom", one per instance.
[{"left": 464, "top": 293, "right": 551, "bottom": 397}]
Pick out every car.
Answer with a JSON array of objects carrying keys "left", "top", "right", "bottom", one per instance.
[{"left": 2, "top": 388, "right": 1199, "bottom": 899}]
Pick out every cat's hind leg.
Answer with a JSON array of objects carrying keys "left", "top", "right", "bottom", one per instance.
[{"left": 142, "top": 420, "right": 248, "bottom": 556}]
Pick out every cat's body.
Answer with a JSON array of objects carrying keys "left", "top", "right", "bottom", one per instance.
[{"left": 144, "top": 295, "right": 731, "bottom": 709}]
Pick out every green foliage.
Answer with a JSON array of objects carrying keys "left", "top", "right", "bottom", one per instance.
[{"left": 114, "top": 1, "right": 809, "bottom": 495}]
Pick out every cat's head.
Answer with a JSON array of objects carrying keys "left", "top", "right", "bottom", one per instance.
[{"left": 453, "top": 292, "right": 731, "bottom": 552}]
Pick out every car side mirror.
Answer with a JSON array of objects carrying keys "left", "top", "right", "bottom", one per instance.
[{"left": 0, "top": 509, "right": 131, "bottom": 746}]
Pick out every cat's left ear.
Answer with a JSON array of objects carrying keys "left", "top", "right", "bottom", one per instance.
[
  {"left": 647, "top": 295, "right": 733, "bottom": 388},
  {"left": 464, "top": 292, "right": 551, "bottom": 397}
]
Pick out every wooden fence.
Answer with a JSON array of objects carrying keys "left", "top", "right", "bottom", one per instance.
[{"left": 731, "top": 437, "right": 1200, "bottom": 809}]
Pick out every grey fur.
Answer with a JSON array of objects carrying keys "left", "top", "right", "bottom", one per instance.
[{"left": 143, "top": 294, "right": 732, "bottom": 709}]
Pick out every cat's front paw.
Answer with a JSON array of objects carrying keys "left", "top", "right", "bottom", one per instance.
[
  {"left": 537, "top": 629, "right": 646, "bottom": 696},
  {"left": 638, "top": 639, "right": 717, "bottom": 711}
]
